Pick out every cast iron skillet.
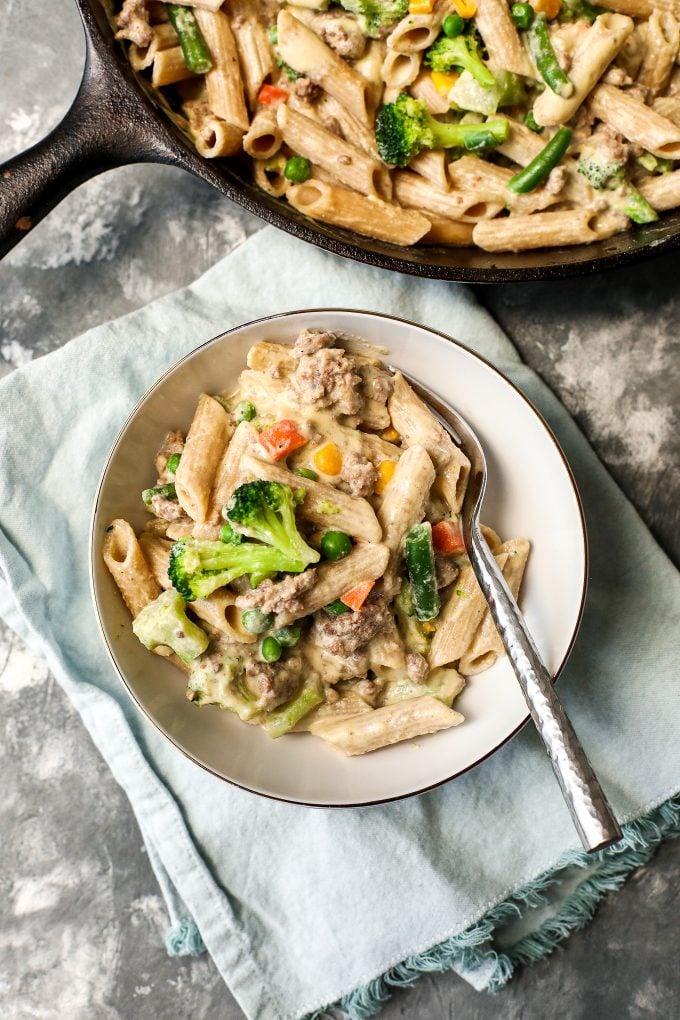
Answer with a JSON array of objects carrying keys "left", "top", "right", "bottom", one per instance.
[{"left": 2, "top": 0, "right": 680, "bottom": 279}]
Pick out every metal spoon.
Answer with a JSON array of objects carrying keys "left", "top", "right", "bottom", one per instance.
[{"left": 398, "top": 370, "right": 622, "bottom": 853}]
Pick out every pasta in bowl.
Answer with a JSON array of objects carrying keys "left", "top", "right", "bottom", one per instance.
[
  {"left": 90, "top": 310, "right": 587, "bottom": 804},
  {"left": 108, "top": 0, "right": 680, "bottom": 254}
]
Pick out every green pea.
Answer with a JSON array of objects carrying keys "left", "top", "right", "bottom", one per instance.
[
  {"left": 220, "top": 522, "right": 243, "bottom": 545},
  {"left": 261, "top": 635, "right": 282, "bottom": 662},
  {"left": 511, "top": 2, "right": 534, "bottom": 28},
  {"left": 242, "top": 609, "right": 274, "bottom": 635},
  {"left": 320, "top": 531, "right": 352, "bottom": 561},
  {"left": 284, "top": 156, "right": 312, "bottom": 184},
  {"left": 294, "top": 467, "right": 319, "bottom": 481},
  {"left": 273, "top": 623, "right": 302, "bottom": 648},
  {"left": 325, "top": 599, "right": 351, "bottom": 616},
  {"left": 442, "top": 13, "right": 465, "bottom": 37},
  {"left": 165, "top": 452, "right": 181, "bottom": 475},
  {"left": 233, "top": 400, "right": 257, "bottom": 423}
]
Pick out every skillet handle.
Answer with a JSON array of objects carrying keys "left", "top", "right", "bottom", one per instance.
[
  {"left": 0, "top": 35, "right": 182, "bottom": 259},
  {"left": 0, "top": 88, "right": 116, "bottom": 258}
]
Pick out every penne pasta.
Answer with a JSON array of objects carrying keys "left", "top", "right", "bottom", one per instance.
[
  {"left": 377, "top": 445, "right": 436, "bottom": 598},
  {"left": 277, "top": 9, "right": 371, "bottom": 122},
  {"left": 588, "top": 83, "right": 680, "bottom": 157},
  {"left": 533, "top": 14, "right": 634, "bottom": 128},
  {"left": 274, "top": 543, "right": 390, "bottom": 627},
  {"left": 310, "top": 695, "right": 464, "bottom": 755},
  {"left": 227, "top": 0, "right": 275, "bottom": 109},
  {"left": 175, "top": 394, "right": 231, "bottom": 523},
  {"left": 388, "top": 373, "right": 471, "bottom": 513},
  {"left": 458, "top": 538, "right": 530, "bottom": 675},
  {"left": 193, "top": 8, "right": 249, "bottom": 133},
  {"left": 286, "top": 179, "right": 431, "bottom": 246},
  {"left": 277, "top": 104, "right": 390, "bottom": 199},
  {"left": 429, "top": 551, "right": 510, "bottom": 669},
  {"left": 103, "top": 519, "right": 161, "bottom": 619},
  {"left": 394, "top": 171, "right": 503, "bottom": 222},
  {"left": 475, "top": 0, "right": 534, "bottom": 77},
  {"left": 638, "top": 168, "right": 680, "bottom": 208},
  {"left": 473, "top": 208, "right": 629, "bottom": 252}
]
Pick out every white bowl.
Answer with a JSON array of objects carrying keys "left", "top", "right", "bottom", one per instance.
[{"left": 90, "top": 310, "right": 586, "bottom": 806}]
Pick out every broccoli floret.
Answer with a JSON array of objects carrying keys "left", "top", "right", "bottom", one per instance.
[
  {"left": 188, "top": 653, "right": 261, "bottom": 719},
  {"left": 132, "top": 589, "right": 209, "bottom": 663},
  {"left": 425, "top": 34, "right": 496, "bottom": 88},
  {"left": 262, "top": 676, "right": 325, "bottom": 738},
  {"left": 375, "top": 93, "right": 508, "bottom": 166},
  {"left": 382, "top": 666, "right": 465, "bottom": 707},
  {"left": 168, "top": 537, "right": 305, "bottom": 602},
  {"left": 337, "top": 0, "right": 409, "bottom": 34},
  {"left": 578, "top": 147, "right": 659, "bottom": 224},
  {"left": 394, "top": 584, "right": 431, "bottom": 656},
  {"left": 224, "top": 481, "right": 320, "bottom": 570},
  {"left": 142, "top": 482, "right": 177, "bottom": 505}
]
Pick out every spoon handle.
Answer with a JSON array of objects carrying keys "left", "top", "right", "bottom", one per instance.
[{"left": 469, "top": 522, "right": 622, "bottom": 853}]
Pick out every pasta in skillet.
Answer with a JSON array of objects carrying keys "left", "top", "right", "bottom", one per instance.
[
  {"left": 103, "top": 329, "right": 530, "bottom": 755},
  {"left": 109, "top": 0, "right": 680, "bottom": 252}
]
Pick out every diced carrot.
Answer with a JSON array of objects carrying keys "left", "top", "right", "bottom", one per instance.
[
  {"left": 258, "top": 84, "right": 288, "bottom": 106},
  {"left": 340, "top": 580, "right": 375, "bottom": 611},
  {"left": 432, "top": 519, "right": 466, "bottom": 556},
  {"left": 259, "top": 420, "right": 307, "bottom": 461}
]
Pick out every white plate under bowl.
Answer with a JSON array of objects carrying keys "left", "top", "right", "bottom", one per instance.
[{"left": 90, "top": 310, "right": 587, "bottom": 806}]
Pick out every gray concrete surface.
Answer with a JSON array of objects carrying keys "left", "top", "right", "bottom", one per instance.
[{"left": 1, "top": 2, "right": 678, "bottom": 1018}]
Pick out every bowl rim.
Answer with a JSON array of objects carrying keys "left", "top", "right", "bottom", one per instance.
[{"left": 89, "top": 308, "right": 588, "bottom": 807}]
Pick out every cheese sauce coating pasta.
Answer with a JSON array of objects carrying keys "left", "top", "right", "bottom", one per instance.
[
  {"left": 110, "top": 0, "right": 680, "bottom": 252},
  {"left": 103, "top": 329, "right": 531, "bottom": 755}
]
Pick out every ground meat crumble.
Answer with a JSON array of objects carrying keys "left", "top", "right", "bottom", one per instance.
[
  {"left": 115, "top": 0, "right": 153, "bottom": 47},
  {"left": 339, "top": 451, "right": 377, "bottom": 498},
  {"left": 310, "top": 600, "right": 392, "bottom": 658},
  {"left": 406, "top": 652, "right": 429, "bottom": 684},
  {"left": 236, "top": 569, "right": 318, "bottom": 617},
  {"left": 244, "top": 655, "right": 302, "bottom": 711}
]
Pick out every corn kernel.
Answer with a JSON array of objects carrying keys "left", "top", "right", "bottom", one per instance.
[
  {"left": 382, "top": 426, "right": 401, "bottom": 443},
  {"left": 375, "top": 459, "right": 397, "bottom": 494},
  {"left": 409, "top": 0, "right": 434, "bottom": 12},
  {"left": 422, "top": 621, "right": 437, "bottom": 634},
  {"left": 452, "top": 0, "right": 477, "bottom": 17},
  {"left": 430, "top": 70, "right": 459, "bottom": 96},
  {"left": 530, "top": 0, "right": 561, "bottom": 18},
  {"left": 313, "top": 442, "right": 343, "bottom": 476}
]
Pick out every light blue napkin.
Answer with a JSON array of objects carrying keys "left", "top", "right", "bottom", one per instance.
[{"left": 1, "top": 227, "right": 678, "bottom": 1020}]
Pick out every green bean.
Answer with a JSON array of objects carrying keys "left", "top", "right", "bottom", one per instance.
[
  {"left": 404, "top": 523, "right": 440, "bottom": 622},
  {"left": 325, "top": 599, "right": 351, "bottom": 615},
  {"left": 528, "top": 15, "right": 573, "bottom": 98},
  {"left": 166, "top": 5, "right": 212, "bottom": 75},
  {"left": 142, "top": 483, "right": 177, "bottom": 506},
  {"left": 507, "top": 126, "right": 572, "bottom": 194},
  {"left": 165, "top": 452, "right": 181, "bottom": 475},
  {"left": 523, "top": 110, "right": 543, "bottom": 134}
]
